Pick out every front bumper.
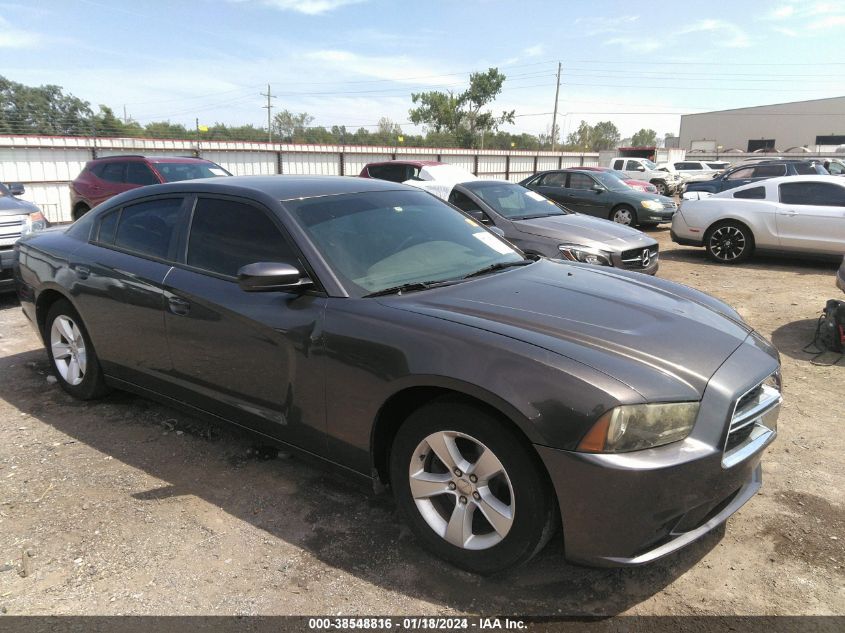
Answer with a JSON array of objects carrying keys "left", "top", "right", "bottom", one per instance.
[
  {"left": 538, "top": 336, "right": 779, "bottom": 567},
  {"left": 640, "top": 208, "right": 676, "bottom": 225},
  {"left": 670, "top": 212, "right": 704, "bottom": 246}
]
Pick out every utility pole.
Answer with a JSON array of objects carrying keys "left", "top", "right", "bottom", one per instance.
[
  {"left": 550, "top": 61, "right": 561, "bottom": 151},
  {"left": 261, "top": 83, "right": 275, "bottom": 144},
  {"left": 123, "top": 105, "right": 128, "bottom": 125}
]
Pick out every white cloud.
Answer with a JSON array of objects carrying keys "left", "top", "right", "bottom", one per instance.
[
  {"left": 0, "top": 16, "right": 43, "bottom": 48},
  {"left": 523, "top": 44, "right": 543, "bottom": 58},
  {"left": 679, "top": 19, "right": 751, "bottom": 48},
  {"left": 807, "top": 14, "right": 845, "bottom": 29},
  {"left": 575, "top": 14, "right": 640, "bottom": 36},
  {"left": 305, "top": 50, "right": 458, "bottom": 86},
  {"left": 772, "top": 26, "right": 799, "bottom": 37},
  {"left": 234, "top": 0, "right": 366, "bottom": 15},
  {"left": 604, "top": 37, "right": 663, "bottom": 53}
]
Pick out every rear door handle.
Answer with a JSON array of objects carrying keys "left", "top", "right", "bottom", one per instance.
[{"left": 168, "top": 296, "right": 190, "bottom": 316}]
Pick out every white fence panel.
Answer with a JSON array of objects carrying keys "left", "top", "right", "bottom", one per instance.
[
  {"left": 342, "top": 153, "right": 393, "bottom": 175},
  {"left": 560, "top": 156, "right": 585, "bottom": 168},
  {"left": 203, "top": 150, "right": 276, "bottom": 176},
  {"left": 0, "top": 147, "right": 90, "bottom": 182},
  {"left": 477, "top": 155, "right": 507, "bottom": 177},
  {"left": 396, "top": 153, "right": 439, "bottom": 162},
  {"left": 282, "top": 152, "right": 340, "bottom": 175},
  {"left": 97, "top": 148, "right": 186, "bottom": 158},
  {"left": 445, "top": 155, "right": 475, "bottom": 172},
  {"left": 21, "top": 184, "right": 70, "bottom": 223},
  {"left": 537, "top": 156, "right": 559, "bottom": 171},
  {"left": 509, "top": 156, "right": 535, "bottom": 182}
]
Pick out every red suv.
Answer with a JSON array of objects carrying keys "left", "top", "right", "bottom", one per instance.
[{"left": 70, "top": 155, "right": 231, "bottom": 219}]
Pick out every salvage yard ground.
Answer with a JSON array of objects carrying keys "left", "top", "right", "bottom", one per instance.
[{"left": 0, "top": 227, "right": 843, "bottom": 616}]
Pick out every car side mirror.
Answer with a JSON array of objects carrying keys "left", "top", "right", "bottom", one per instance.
[
  {"left": 7, "top": 182, "right": 25, "bottom": 196},
  {"left": 468, "top": 209, "right": 489, "bottom": 223},
  {"left": 592, "top": 184, "right": 605, "bottom": 193},
  {"left": 237, "top": 262, "right": 313, "bottom": 293}
]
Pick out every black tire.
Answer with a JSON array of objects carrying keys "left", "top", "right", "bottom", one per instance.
[
  {"left": 389, "top": 398, "right": 557, "bottom": 574},
  {"left": 652, "top": 180, "right": 668, "bottom": 196},
  {"left": 610, "top": 205, "right": 638, "bottom": 226},
  {"left": 72, "top": 204, "right": 90, "bottom": 221},
  {"left": 45, "top": 299, "right": 109, "bottom": 400},
  {"left": 704, "top": 221, "right": 754, "bottom": 264}
]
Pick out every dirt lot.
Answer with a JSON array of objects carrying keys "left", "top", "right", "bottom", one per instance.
[{"left": 0, "top": 227, "right": 843, "bottom": 617}]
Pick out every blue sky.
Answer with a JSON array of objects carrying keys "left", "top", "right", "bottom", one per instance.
[{"left": 1, "top": 0, "right": 843, "bottom": 140}]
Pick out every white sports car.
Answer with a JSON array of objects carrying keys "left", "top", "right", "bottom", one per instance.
[{"left": 671, "top": 176, "right": 845, "bottom": 263}]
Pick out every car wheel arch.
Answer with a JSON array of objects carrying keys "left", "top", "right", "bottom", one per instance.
[
  {"left": 36, "top": 288, "right": 79, "bottom": 344},
  {"left": 369, "top": 382, "right": 545, "bottom": 486},
  {"left": 72, "top": 202, "right": 90, "bottom": 220},
  {"left": 704, "top": 217, "right": 757, "bottom": 249}
]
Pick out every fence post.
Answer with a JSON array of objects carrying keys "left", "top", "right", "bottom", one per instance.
[
  {"left": 579, "top": 154, "right": 584, "bottom": 166},
  {"left": 533, "top": 155, "right": 538, "bottom": 175},
  {"left": 505, "top": 155, "right": 510, "bottom": 181},
  {"left": 473, "top": 154, "right": 479, "bottom": 176},
  {"left": 339, "top": 150, "right": 345, "bottom": 176},
  {"left": 277, "top": 149, "right": 283, "bottom": 175},
  {"left": 558, "top": 155, "right": 563, "bottom": 169}
]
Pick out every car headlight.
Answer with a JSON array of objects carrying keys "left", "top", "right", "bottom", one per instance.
[
  {"left": 558, "top": 244, "right": 612, "bottom": 266},
  {"left": 577, "top": 402, "right": 699, "bottom": 453},
  {"left": 641, "top": 200, "right": 664, "bottom": 211},
  {"left": 21, "top": 211, "right": 48, "bottom": 236}
]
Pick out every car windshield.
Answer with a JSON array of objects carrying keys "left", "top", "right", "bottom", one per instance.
[
  {"left": 462, "top": 181, "right": 566, "bottom": 219},
  {"left": 641, "top": 159, "right": 658, "bottom": 170},
  {"left": 593, "top": 172, "right": 631, "bottom": 191},
  {"left": 153, "top": 162, "right": 231, "bottom": 182},
  {"left": 287, "top": 190, "right": 525, "bottom": 297},
  {"left": 608, "top": 170, "right": 631, "bottom": 181},
  {"left": 0, "top": 184, "right": 8, "bottom": 197}
]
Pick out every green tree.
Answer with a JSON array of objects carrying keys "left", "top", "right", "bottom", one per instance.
[
  {"left": 631, "top": 128, "right": 658, "bottom": 147},
  {"left": 590, "top": 121, "right": 621, "bottom": 151},
  {"left": 143, "top": 121, "right": 190, "bottom": 139},
  {"left": 409, "top": 68, "right": 515, "bottom": 148},
  {"left": 0, "top": 75, "right": 93, "bottom": 135},
  {"left": 273, "top": 110, "right": 314, "bottom": 142}
]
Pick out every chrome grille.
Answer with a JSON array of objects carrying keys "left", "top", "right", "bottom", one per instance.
[
  {"left": 722, "top": 374, "right": 781, "bottom": 468},
  {"left": 620, "top": 246, "right": 659, "bottom": 269},
  {"left": 0, "top": 214, "right": 26, "bottom": 248}
]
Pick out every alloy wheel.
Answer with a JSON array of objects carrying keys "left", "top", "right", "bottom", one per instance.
[
  {"left": 612, "top": 208, "right": 634, "bottom": 225},
  {"left": 50, "top": 315, "right": 87, "bottom": 386},
  {"left": 408, "top": 430, "right": 515, "bottom": 550},
  {"left": 709, "top": 225, "right": 747, "bottom": 262}
]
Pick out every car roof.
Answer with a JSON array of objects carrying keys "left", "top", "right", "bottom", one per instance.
[
  {"left": 131, "top": 175, "right": 408, "bottom": 201},
  {"left": 90, "top": 155, "right": 213, "bottom": 164},
  {"left": 365, "top": 160, "right": 444, "bottom": 168},
  {"left": 721, "top": 175, "right": 843, "bottom": 195}
]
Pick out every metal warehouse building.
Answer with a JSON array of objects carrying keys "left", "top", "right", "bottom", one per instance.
[{"left": 679, "top": 96, "right": 845, "bottom": 153}]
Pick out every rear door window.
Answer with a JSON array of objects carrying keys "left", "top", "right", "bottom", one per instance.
[
  {"left": 612, "top": 159, "right": 624, "bottom": 170},
  {"left": 186, "top": 198, "right": 297, "bottom": 278},
  {"left": 733, "top": 186, "right": 766, "bottom": 200},
  {"left": 98, "top": 162, "right": 126, "bottom": 183},
  {"left": 752, "top": 164, "right": 787, "bottom": 178},
  {"left": 126, "top": 162, "right": 158, "bottom": 185},
  {"left": 726, "top": 167, "right": 755, "bottom": 180},
  {"left": 538, "top": 172, "right": 567, "bottom": 187},
  {"left": 113, "top": 198, "right": 184, "bottom": 260},
  {"left": 779, "top": 182, "right": 845, "bottom": 206}
]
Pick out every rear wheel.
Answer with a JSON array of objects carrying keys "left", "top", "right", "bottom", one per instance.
[
  {"left": 46, "top": 300, "right": 109, "bottom": 400},
  {"left": 389, "top": 399, "right": 557, "bottom": 574},
  {"left": 610, "top": 205, "right": 637, "bottom": 226},
  {"left": 653, "top": 181, "right": 668, "bottom": 196},
  {"left": 705, "top": 221, "right": 754, "bottom": 264}
]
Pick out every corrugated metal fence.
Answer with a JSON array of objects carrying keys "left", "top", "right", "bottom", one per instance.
[{"left": 0, "top": 135, "right": 601, "bottom": 222}]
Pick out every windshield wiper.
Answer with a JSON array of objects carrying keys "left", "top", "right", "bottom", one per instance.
[
  {"left": 363, "top": 280, "right": 456, "bottom": 298},
  {"left": 462, "top": 259, "right": 533, "bottom": 279},
  {"left": 513, "top": 212, "right": 566, "bottom": 220}
]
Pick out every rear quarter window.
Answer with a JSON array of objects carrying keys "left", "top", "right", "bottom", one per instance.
[{"left": 733, "top": 186, "right": 766, "bottom": 199}]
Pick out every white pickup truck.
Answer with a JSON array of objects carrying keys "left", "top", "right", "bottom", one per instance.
[{"left": 609, "top": 157, "right": 682, "bottom": 196}]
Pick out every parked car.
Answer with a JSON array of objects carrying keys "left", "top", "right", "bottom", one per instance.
[
  {"left": 15, "top": 175, "right": 781, "bottom": 572},
  {"left": 823, "top": 158, "right": 845, "bottom": 176},
  {"left": 521, "top": 169, "right": 677, "bottom": 227},
  {"left": 576, "top": 166, "right": 658, "bottom": 193},
  {"left": 657, "top": 160, "right": 720, "bottom": 183},
  {"left": 70, "top": 155, "right": 232, "bottom": 219},
  {"left": 683, "top": 160, "right": 829, "bottom": 198},
  {"left": 672, "top": 176, "right": 845, "bottom": 263},
  {"left": 705, "top": 161, "right": 731, "bottom": 171},
  {"left": 608, "top": 157, "right": 683, "bottom": 195},
  {"left": 425, "top": 179, "right": 660, "bottom": 274},
  {"left": 359, "top": 160, "right": 444, "bottom": 182},
  {"left": 837, "top": 255, "right": 845, "bottom": 294},
  {"left": 1, "top": 182, "right": 49, "bottom": 292}
]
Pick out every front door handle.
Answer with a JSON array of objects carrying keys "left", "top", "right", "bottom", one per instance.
[{"left": 168, "top": 296, "right": 190, "bottom": 316}]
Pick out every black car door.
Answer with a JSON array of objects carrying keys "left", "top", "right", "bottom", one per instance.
[
  {"left": 161, "top": 195, "right": 328, "bottom": 452},
  {"left": 68, "top": 195, "right": 187, "bottom": 392},
  {"left": 531, "top": 172, "right": 570, "bottom": 206}
]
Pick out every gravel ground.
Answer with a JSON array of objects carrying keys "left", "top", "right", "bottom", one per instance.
[{"left": 0, "top": 227, "right": 843, "bottom": 617}]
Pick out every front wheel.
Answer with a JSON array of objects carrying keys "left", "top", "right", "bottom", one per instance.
[
  {"left": 390, "top": 399, "right": 557, "bottom": 574},
  {"left": 705, "top": 222, "right": 754, "bottom": 264},
  {"left": 46, "top": 299, "right": 109, "bottom": 399},
  {"left": 610, "top": 205, "right": 637, "bottom": 226},
  {"left": 653, "top": 181, "right": 668, "bottom": 196}
]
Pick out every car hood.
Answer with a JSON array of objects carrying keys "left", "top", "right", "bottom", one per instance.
[
  {"left": 383, "top": 259, "right": 755, "bottom": 401},
  {"left": 0, "top": 196, "right": 39, "bottom": 214},
  {"left": 512, "top": 213, "right": 657, "bottom": 252}
]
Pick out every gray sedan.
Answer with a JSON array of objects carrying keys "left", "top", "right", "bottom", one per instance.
[
  {"left": 446, "top": 180, "right": 659, "bottom": 274},
  {"left": 1, "top": 182, "right": 48, "bottom": 292}
]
